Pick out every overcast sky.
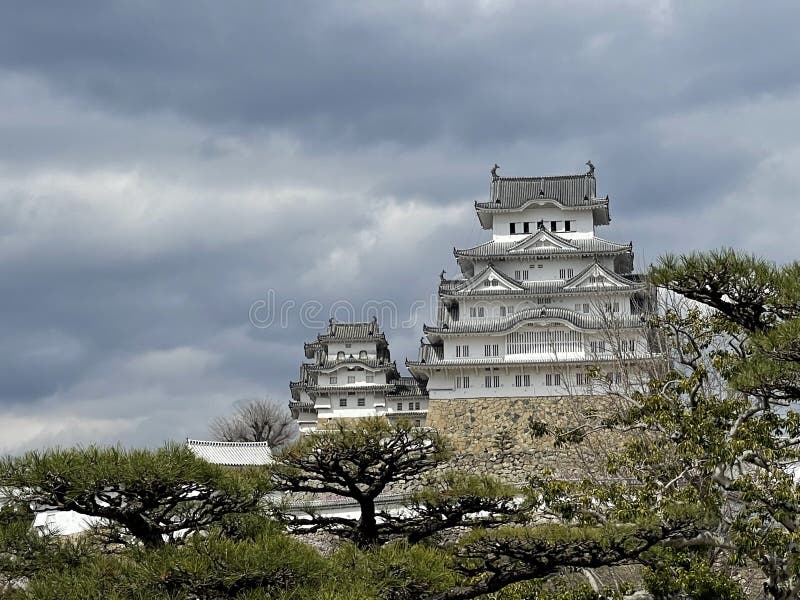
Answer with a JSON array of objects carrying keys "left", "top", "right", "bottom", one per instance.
[{"left": 1, "top": 0, "right": 799, "bottom": 452}]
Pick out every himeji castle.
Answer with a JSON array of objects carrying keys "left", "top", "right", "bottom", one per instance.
[
  {"left": 407, "top": 163, "right": 655, "bottom": 399},
  {"left": 290, "top": 318, "right": 428, "bottom": 431}
]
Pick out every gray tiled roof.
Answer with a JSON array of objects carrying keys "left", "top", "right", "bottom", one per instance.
[
  {"left": 186, "top": 439, "right": 273, "bottom": 466},
  {"left": 317, "top": 321, "right": 385, "bottom": 342},
  {"left": 455, "top": 234, "right": 631, "bottom": 259},
  {"left": 480, "top": 175, "right": 597, "bottom": 209},
  {"left": 311, "top": 384, "right": 396, "bottom": 393},
  {"left": 307, "top": 358, "right": 397, "bottom": 371},
  {"left": 406, "top": 344, "right": 655, "bottom": 368},
  {"left": 386, "top": 376, "right": 427, "bottom": 397},
  {"left": 424, "top": 307, "right": 645, "bottom": 335},
  {"left": 439, "top": 262, "right": 643, "bottom": 297}
]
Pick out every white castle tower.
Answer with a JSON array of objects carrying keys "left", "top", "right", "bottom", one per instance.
[
  {"left": 290, "top": 318, "right": 428, "bottom": 431},
  {"left": 407, "top": 164, "right": 654, "bottom": 399}
]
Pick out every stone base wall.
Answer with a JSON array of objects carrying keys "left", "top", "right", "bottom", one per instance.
[{"left": 426, "top": 395, "right": 628, "bottom": 483}]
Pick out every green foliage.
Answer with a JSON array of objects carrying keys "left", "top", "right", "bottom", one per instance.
[
  {"left": 18, "top": 526, "right": 326, "bottom": 600},
  {"left": 643, "top": 550, "right": 744, "bottom": 600},
  {"left": 0, "top": 444, "right": 269, "bottom": 548}
]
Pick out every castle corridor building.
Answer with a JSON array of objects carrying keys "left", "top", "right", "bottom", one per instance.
[
  {"left": 407, "top": 166, "right": 656, "bottom": 399},
  {"left": 290, "top": 318, "right": 428, "bottom": 431}
]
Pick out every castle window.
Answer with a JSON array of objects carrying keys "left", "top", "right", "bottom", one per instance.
[
  {"left": 415, "top": 419, "right": 421, "bottom": 427},
  {"left": 485, "top": 375, "right": 492, "bottom": 388},
  {"left": 463, "top": 376, "right": 470, "bottom": 388},
  {"left": 494, "top": 375, "right": 500, "bottom": 387},
  {"left": 415, "top": 402, "right": 420, "bottom": 410},
  {"left": 564, "top": 220, "right": 572, "bottom": 232},
  {"left": 576, "top": 372, "right": 585, "bottom": 385},
  {"left": 329, "top": 376, "right": 337, "bottom": 384},
  {"left": 347, "top": 375, "right": 356, "bottom": 384},
  {"left": 357, "top": 398, "right": 365, "bottom": 407},
  {"left": 500, "top": 306, "right": 506, "bottom": 317},
  {"left": 339, "top": 398, "right": 347, "bottom": 407},
  {"left": 545, "top": 373, "right": 561, "bottom": 386},
  {"left": 359, "top": 350, "right": 368, "bottom": 359},
  {"left": 397, "top": 402, "right": 403, "bottom": 411},
  {"left": 366, "top": 374, "right": 374, "bottom": 383},
  {"left": 484, "top": 344, "right": 499, "bottom": 357},
  {"left": 523, "top": 222, "right": 530, "bottom": 233},
  {"left": 337, "top": 351, "right": 345, "bottom": 360},
  {"left": 509, "top": 223, "right": 516, "bottom": 234},
  {"left": 551, "top": 221, "right": 557, "bottom": 231}
]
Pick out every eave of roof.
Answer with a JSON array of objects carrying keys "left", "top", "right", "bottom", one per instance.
[
  {"left": 186, "top": 439, "right": 273, "bottom": 466},
  {"left": 423, "top": 307, "right": 646, "bottom": 337},
  {"left": 454, "top": 234, "right": 631, "bottom": 260}
]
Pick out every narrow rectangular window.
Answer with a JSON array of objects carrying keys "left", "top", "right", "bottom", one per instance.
[
  {"left": 493, "top": 375, "right": 500, "bottom": 387},
  {"left": 329, "top": 376, "right": 337, "bottom": 384},
  {"left": 478, "top": 307, "right": 485, "bottom": 317},
  {"left": 551, "top": 221, "right": 557, "bottom": 231},
  {"left": 524, "top": 374, "right": 530, "bottom": 386},
  {"left": 485, "top": 375, "right": 492, "bottom": 388},
  {"left": 554, "top": 373, "right": 561, "bottom": 386},
  {"left": 455, "top": 345, "right": 461, "bottom": 358},
  {"left": 415, "top": 401, "right": 420, "bottom": 410},
  {"left": 366, "top": 375, "right": 374, "bottom": 383},
  {"left": 576, "top": 372, "right": 584, "bottom": 385},
  {"left": 568, "top": 268, "right": 574, "bottom": 278},
  {"left": 397, "top": 402, "right": 403, "bottom": 411},
  {"left": 515, "top": 375, "right": 522, "bottom": 387},
  {"left": 357, "top": 398, "right": 365, "bottom": 407},
  {"left": 537, "top": 220, "right": 544, "bottom": 230},
  {"left": 564, "top": 220, "right": 571, "bottom": 232},
  {"left": 463, "top": 345, "right": 469, "bottom": 357},
  {"left": 470, "top": 307, "right": 476, "bottom": 317},
  {"left": 545, "top": 374, "right": 553, "bottom": 386},
  {"left": 347, "top": 375, "right": 356, "bottom": 383},
  {"left": 500, "top": 306, "right": 507, "bottom": 317},
  {"left": 463, "top": 376, "right": 470, "bottom": 388},
  {"left": 583, "top": 303, "right": 590, "bottom": 313},
  {"left": 455, "top": 376, "right": 461, "bottom": 389},
  {"left": 559, "top": 268, "right": 566, "bottom": 278},
  {"left": 509, "top": 222, "right": 516, "bottom": 234},
  {"left": 522, "top": 270, "right": 529, "bottom": 280},
  {"left": 523, "top": 222, "right": 530, "bottom": 233},
  {"left": 339, "top": 398, "right": 347, "bottom": 407},
  {"left": 575, "top": 303, "right": 582, "bottom": 312}
]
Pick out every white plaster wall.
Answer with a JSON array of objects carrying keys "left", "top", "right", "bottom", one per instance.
[
  {"left": 327, "top": 341, "right": 378, "bottom": 359},
  {"left": 492, "top": 208, "right": 596, "bottom": 241}
]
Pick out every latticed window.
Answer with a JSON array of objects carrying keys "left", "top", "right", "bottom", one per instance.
[
  {"left": 357, "top": 398, "right": 365, "bottom": 407},
  {"left": 339, "top": 398, "right": 347, "bottom": 407},
  {"left": 545, "top": 373, "right": 561, "bottom": 386},
  {"left": 347, "top": 376, "right": 356, "bottom": 384},
  {"left": 366, "top": 374, "right": 374, "bottom": 383},
  {"left": 329, "top": 376, "right": 337, "bottom": 384},
  {"left": 507, "top": 329, "right": 583, "bottom": 355}
]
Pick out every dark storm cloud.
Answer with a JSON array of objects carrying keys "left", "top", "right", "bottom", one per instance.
[
  {"left": 1, "top": 0, "right": 800, "bottom": 450},
  {"left": 2, "top": 1, "right": 797, "bottom": 150}
]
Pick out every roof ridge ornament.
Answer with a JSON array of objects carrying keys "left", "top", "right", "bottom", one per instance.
[
  {"left": 586, "top": 160, "right": 595, "bottom": 177},
  {"left": 491, "top": 163, "right": 500, "bottom": 182}
]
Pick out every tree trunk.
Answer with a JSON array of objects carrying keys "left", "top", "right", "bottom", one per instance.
[{"left": 356, "top": 496, "right": 378, "bottom": 549}]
